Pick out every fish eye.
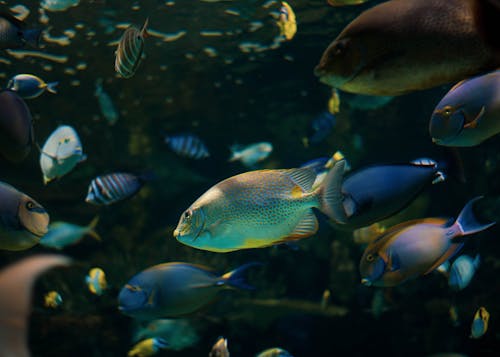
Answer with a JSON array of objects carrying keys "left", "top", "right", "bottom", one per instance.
[
  {"left": 26, "top": 201, "right": 36, "bottom": 210},
  {"left": 366, "top": 254, "right": 374, "bottom": 262},
  {"left": 442, "top": 106, "right": 453, "bottom": 117},
  {"left": 184, "top": 209, "right": 192, "bottom": 220},
  {"left": 333, "top": 40, "right": 349, "bottom": 55}
]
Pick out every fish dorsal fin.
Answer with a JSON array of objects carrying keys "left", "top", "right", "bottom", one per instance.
[
  {"left": 283, "top": 209, "right": 318, "bottom": 240},
  {"left": 449, "top": 79, "right": 468, "bottom": 92},
  {"left": 286, "top": 168, "right": 316, "bottom": 192}
]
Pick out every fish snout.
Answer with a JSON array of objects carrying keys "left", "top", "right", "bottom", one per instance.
[
  {"left": 173, "top": 229, "right": 180, "bottom": 238},
  {"left": 361, "top": 278, "right": 372, "bottom": 286}
]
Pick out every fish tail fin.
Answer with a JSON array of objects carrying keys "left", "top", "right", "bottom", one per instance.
[
  {"left": 221, "top": 262, "right": 262, "bottom": 290},
  {"left": 46, "top": 82, "right": 59, "bottom": 94},
  {"left": 141, "top": 18, "right": 150, "bottom": 38},
  {"left": 454, "top": 196, "right": 495, "bottom": 237},
  {"left": 87, "top": 216, "right": 101, "bottom": 241},
  {"left": 22, "top": 28, "right": 42, "bottom": 48},
  {"left": 316, "top": 159, "right": 347, "bottom": 223}
]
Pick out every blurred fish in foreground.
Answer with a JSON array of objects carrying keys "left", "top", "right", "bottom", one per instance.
[
  {"left": 6, "top": 74, "right": 58, "bottom": 99},
  {"left": 209, "top": 336, "right": 229, "bottom": 357},
  {"left": 448, "top": 254, "right": 480, "bottom": 291},
  {"left": 327, "top": 0, "right": 370, "bottom": 6},
  {"left": 470, "top": 307, "right": 489, "bottom": 339},
  {"left": 128, "top": 338, "right": 168, "bottom": 357},
  {"left": 133, "top": 319, "right": 199, "bottom": 351},
  {"left": 85, "top": 172, "right": 148, "bottom": 205},
  {"left": 41, "top": 0, "right": 80, "bottom": 12},
  {"left": 86, "top": 267, "right": 107, "bottom": 296},
  {"left": 276, "top": 2, "right": 296, "bottom": 41},
  {"left": 359, "top": 197, "right": 494, "bottom": 287},
  {"left": 40, "top": 217, "right": 100, "bottom": 250},
  {"left": 118, "top": 262, "right": 259, "bottom": 319},
  {"left": 256, "top": 347, "right": 293, "bottom": 357},
  {"left": 115, "top": 18, "right": 149, "bottom": 79},
  {"left": 95, "top": 79, "right": 119, "bottom": 125},
  {"left": 327, "top": 88, "right": 341, "bottom": 114},
  {"left": 0, "top": 12, "right": 41, "bottom": 50},
  {"left": 0, "top": 255, "right": 70, "bottom": 357},
  {"left": 165, "top": 133, "right": 210, "bottom": 159},
  {"left": 0, "top": 182, "right": 49, "bottom": 251},
  {"left": 229, "top": 142, "right": 273, "bottom": 167},
  {"left": 430, "top": 70, "right": 500, "bottom": 147},
  {"left": 39, "top": 125, "right": 86, "bottom": 184},
  {"left": 44, "top": 290, "right": 63, "bottom": 308}
]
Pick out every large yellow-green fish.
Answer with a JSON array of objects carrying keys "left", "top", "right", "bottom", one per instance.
[
  {"left": 314, "top": 0, "right": 500, "bottom": 96},
  {"left": 174, "top": 162, "right": 344, "bottom": 252}
]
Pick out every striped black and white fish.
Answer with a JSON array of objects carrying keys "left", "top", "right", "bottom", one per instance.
[
  {"left": 165, "top": 134, "right": 210, "bottom": 159},
  {"left": 114, "top": 18, "right": 149, "bottom": 79},
  {"left": 85, "top": 173, "right": 146, "bottom": 205}
]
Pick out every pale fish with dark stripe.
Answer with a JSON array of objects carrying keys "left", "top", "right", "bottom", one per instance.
[
  {"left": 165, "top": 133, "right": 210, "bottom": 159},
  {"left": 85, "top": 172, "right": 146, "bottom": 205},
  {"left": 114, "top": 18, "right": 149, "bottom": 79}
]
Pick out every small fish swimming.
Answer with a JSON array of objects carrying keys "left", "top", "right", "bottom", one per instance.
[
  {"left": 229, "top": 142, "right": 273, "bottom": 167},
  {"left": 174, "top": 162, "right": 344, "bottom": 252},
  {"left": 39, "top": 125, "right": 86, "bottom": 184},
  {"left": 41, "top": 0, "right": 80, "bottom": 12},
  {"left": 327, "top": 88, "right": 340, "bottom": 114},
  {"left": 209, "top": 336, "right": 229, "bottom": 357},
  {"left": 327, "top": 0, "right": 370, "bottom": 6},
  {"left": 0, "top": 12, "right": 41, "bottom": 50},
  {"left": 470, "top": 307, "right": 489, "bottom": 339},
  {"left": 449, "top": 305, "right": 460, "bottom": 327},
  {"left": 429, "top": 70, "right": 500, "bottom": 147},
  {"left": 6, "top": 74, "right": 58, "bottom": 99},
  {"left": 305, "top": 111, "right": 336, "bottom": 146},
  {"left": 118, "top": 262, "right": 259, "bottom": 319},
  {"left": 448, "top": 254, "right": 480, "bottom": 291},
  {"left": 115, "top": 18, "right": 149, "bottom": 79},
  {"left": 95, "top": 79, "right": 119, "bottom": 125},
  {"left": 85, "top": 172, "right": 147, "bottom": 205},
  {"left": 276, "top": 2, "right": 296, "bottom": 41},
  {"left": 133, "top": 319, "right": 199, "bottom": 351},
  {"left": 320, "top": 289, "right": 331, "bottom": 310},
  {"left": 359, "top": 197, "right": 494, "bottom": 287},
  {"left": 164, "top": 134, "right": 210, "bottom": 159},
  {"left": 44, "top": 290, "right": 62, "bottom": 308},
  {"left": 39, "top": 217, "right": 100, "bottom": 249},
  {"left": 0, "top": 182, "right": 49, "bottom": 251},
  {"left": 128, "top": 338, "right": 168, "bottom": 357},
  {"left": 0, "top": 90, "right": 34, "bottom": 163},
  {"left": 86, "top": 267, "right": 107, "bottom": 295},
  {"left": 256, "top": 348, "right": 293, "bottom": 357}
]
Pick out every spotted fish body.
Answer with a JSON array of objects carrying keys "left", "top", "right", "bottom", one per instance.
[
  {"left": 115, "top": 19, "right": 148, "bottom": 79},
  {"left": 85, "top": 173, "right": 145, "bottom": 205},
  {"left": 165, "top": 134, "right": 210, "bottom": 159}
]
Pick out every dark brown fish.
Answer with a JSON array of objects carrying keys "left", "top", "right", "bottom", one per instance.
[
  {"left": 0, "top": 90, "right": 34, "bottom": 162},
  {"left": 114, "top": 18, "right": 149, "bottom": 79},
  {"left": 314, "top": 0, "right": 500, "bottom": 96}
]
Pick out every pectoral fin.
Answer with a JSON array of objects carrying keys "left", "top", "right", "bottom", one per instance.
[
  {"left": 282, "top": 210, "right": 318, "bottom": 241},
  {"left": 463, "top": 106, "right": 485, "bottom": 129}
]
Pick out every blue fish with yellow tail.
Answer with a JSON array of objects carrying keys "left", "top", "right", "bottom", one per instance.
[
  {"left": 359, "top": 197, "right": 494, "bottom": 287},
  {"left": 118, "top": 262, "right": 260, "bottom": 319},
  {"left": 470, "top": 307, "right": 489, "bottom": 339},
  {"left": 174, "top": 161, "right": 345, "bottom": 252},
  {"left": 430, "top": 70, "right": 500, "bottom": 146},
  {"left": 128, "top": 337, "right": 168, "bottom": 357},
  {"left": 448, "top": 254, "right": 480, "bottom": 291},
  {"left": 40, "top": 217, "right": 100, "bottom": 250}
]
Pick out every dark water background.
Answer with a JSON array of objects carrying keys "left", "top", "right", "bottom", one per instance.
[{"left": 1, "top": 0, "right": 500, "bottom": 356}]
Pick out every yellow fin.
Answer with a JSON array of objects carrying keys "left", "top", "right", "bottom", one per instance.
[
  {"left": 283, "top": 210, "right": 318, "bottom": 241},
  {"left": 291, "top": 185, "right": 303, "bottom": 198}
]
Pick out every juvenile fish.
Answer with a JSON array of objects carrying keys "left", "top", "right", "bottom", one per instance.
[
  {"left": 95, "top": 79, "right": 119, "bottom": 125},
  {"left": 470, "top": 307, "right": 489, "bottom": 339},
  {"left": 85, "top": 172, "right": 147, "bottom": 205},
  {"left": 86, "top": 267, "right": 107, "bottom": 295},
  {"left": 229, "top": 142, "right": 272, "bottom": 167},
  {"left": 0, "top": 12, "right": 41, "bottom": 49},
  {"left": 44, "top": 291, "right": 62, "bottom": 308},
  {"left": 165, "top": 134, "right": 210, "bottom": 159},
  {"left": 40, "top": 217, "right": 100, "bottom": 249},
  {"left": 448, "top": 254, "right": 480, "bottom": 291},
  {"left": 115, "top": 18, "right": 149, "bottom": 79},
  {"left": 276, "top": 2, "right": 296, "bottom": 41},
  {"left": 7, "top": 74, "right": 58, "bottom": 99}
]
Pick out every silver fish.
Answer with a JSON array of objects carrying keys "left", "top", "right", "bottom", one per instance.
[{"left": 85, "top": 172, "right": 146, "bottom": 205}]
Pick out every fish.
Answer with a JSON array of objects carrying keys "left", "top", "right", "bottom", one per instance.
[
  {"left": 327, "top": 0, "right": 370, "bottom": 6},
  {"left": 0, "top": 255, "right": 70, "bottom": 357},
  {"left": 95, "top": 79, "right": 119, "bottom": 125},
  {"left": 328, "top": 88, "right": 341, "bottom": 114},
  {"left": 173, "top": 162, "right": 344, "bottom": 252},
  {"left": 0, "top": 90, "right": 34, "bottom": 163},
  {"left": 343, "top": 93, "right": 394, "bottom": 111},
  {"left": 85, "top": 172, "right": 147, "bottom": 205},
  {"left": 449, "top": 305, "right": 460, "bottom": 327},
  {"left": 330, "top": 159, "right": 446, "bottom": 228},
  {"left": 276, "top": 2, "right": 296, "bottom": 41},
  {"left": 305, "top": 111, "right": 336, "bottom": 146},
  {"left": 448, "top": 254, "right": 480, "bottom": 291},
  {"left": 115, "top": 18, "right": 149, "bottom": 79},
  {"left": 470, "top": 307, "right": 489, "bottom": 338},
  {"left": 209, "top": 336, "right": 230, "bottom": 357},
  {"left": 133, "top": 319, "right": 199, "bottom": 351},
  {"left": 359, "top": 197, "right": 494, "bottom": 287},
  {"left": 0, "top": 12, "right": 41, "bottom": 50},
  {"left": 44, "top": 290, "right": 63, "bottom": 308},
  {"left": 41, "top": 0, "right": 80, "bottom": 12},
  {"left": 128, "top": 338, "right": 169, "bottom": 357},
  {"left": 353, "top": 223, "right": 386, "bottom": 245},
  {"left": 429, "top": 70, "right": 500, "bottom": 147},
  {"left": 314, "top": 0, "right": 500, "bottom": 96},
  {"left": 0, "top": 182, "right": 49, "bottom": 251},
  {"left": 300, "top": 151, "right": 351, "bottom": 191},
  {"left": 320, "top": 289, "right": 331, "bottom": 310},
  {"left": 6, "top": 74, "right": 58, "bottom": 99},
  {"left": 118, "top": 262, "right": 259, "bottom": 319},
  {"left": 229, "top": 142, "right": 273, "bottom": 167},
  {"left": 256, "top": 348, "right": 293, "bottom": 357},
  {"left": 39, "top": 125, "right": 86, "bottom": 184},
  {"left": 86, "top": 267, "right": 107, "bottom": 295},
  {"left": 39, "top": 217, "right": 100, "bottom": 249},
  {"left": 164, "top": 134, "right": 210, "bottom": 159}
]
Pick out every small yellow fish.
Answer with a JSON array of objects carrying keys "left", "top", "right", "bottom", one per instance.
[
  {"left": 44, "top": 290, "right": 62, "bottom": 308},
  {"left": 470, "top": 307, "right": 489, "bottom": 339},
  {"left": 128, "top": 338, "right": 168, "bottom": 357},
  {"left": 86, "top": 267, "right": 107, "bottom": 295},
  {"left": 320, "top": 289, "right": 331, "bottom": 310},
  {"left": 209, "top": 336, "right": 229, "bottom": 357},
  {"left": 327, "top": 88, "right": 340, "bottom": 114},
  {"left": 449, "top": 305, "right": 460, "bottom": 327},
  {"left": 353, "top": 223, "right": 386, "bottom": 245},
  {"left": 276, "top": 2, "right": 297, "bottom": 41}
]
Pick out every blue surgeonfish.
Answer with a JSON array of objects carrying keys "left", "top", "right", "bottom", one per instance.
[
  {"left": 430, "top": 70, "right": 500, "bottom": 147},
  {"left": 0, "top": 12, "right": 41, "bottom": 49},
  {"left": 0, "top": 255, "right": 70, "bottom": 357},
  {"left": 209, "top": 336, "right": 229, "bottom": 357},
  {"left": 174, "top": 161, "right": 344, "bottom": 252},
  {"left": 0, "top": 182, "right": 49, "bottom": 251},
  {"left": 359, "top": 197, "right": 494, "bottom": 287},
  {"left": 164, "top": 133, "right": 210, "bottom": 159},
  {"left": 329, "top": 159, "right": 445, "bottom": 228},
  {"left": 40, "top": 217, "right": 100, "bottom": 249},
  {"left": 7, "top": 74, "right": 58, "bottom": 99},
  {"left": 448, "top": 254, "right": 480, "bottom": 291},
  {"left": 470, "top": 307, "right": 489, "bottom": 339},
  {"left": 128, "top": 337, "right": 168, "bottom": 357},
  {"left": 118, "top": 262, "right": 260, "bottom": 319},
  {"left": 40, "top": 125, "right": 86, "bottom": 184},
  {"left": 229, "top": 142, "right": 272, "bottom": 167},
  {"left": 115, "top": 18, "right": 149, "bottom": 79},
  {"left": 85, "top": 172, "right": 147, "bottom": 205}
]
